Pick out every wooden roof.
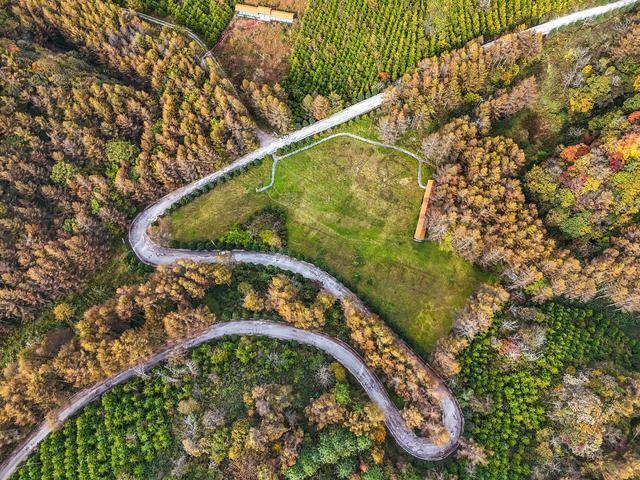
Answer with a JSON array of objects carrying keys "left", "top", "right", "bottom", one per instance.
[
  {"left": 270, "top": 9, "right": 295, "bottom": 21},
  {"left": 235, "top": 4, "right": 294, "bottom": 21}
]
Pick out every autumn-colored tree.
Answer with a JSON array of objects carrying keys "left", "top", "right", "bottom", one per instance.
[
  {"left": 240, "top": 283, "right": 266, "bottom": 312},
  {"left": 304, "top": 393, "right": 347, "bottom": 430},
  {"left": 242, "top": 80, "right": 294, "bottom": 133},
  {"left": 535, "top": 365, "right": 640, "bottom": 476},
  {"left": 526, "top": 124, "right": 640, "bottom": 250},
  {"left": 611, "top": 21, "right": 640, "bottom": 61},
  {"left": 266, "top": 275, "right": 334, "bottom": 330},
  {"left": 0, "top": 0, "right": 257, "bottom": 328},
  {"left": 430, "top": 336, "right": 468, "bottom": 378},
  {"left": 586, "top": 225, "right": 640, "bottom": 312},
  {"left": 428, "top": 117, "right": 596, "bottom": 301},
  {"left": 456, "top": 438, "right": 489, "bottom": 467},
  {"left": 13, "top": 0, "right": 257, "bottom": 194},
  {"left": 453, "top": 285, "right": 510, "bottom": 340},
  {"left": 302, "top": 94, "right": 332, "bottom": 121},
  {"left": 53, "top": 303, "right": 75, "bottom": 322},
  {"left": 476, "top": 76, "right": 538, "bottom": 132},
  {"left": 344, "top": 402, "right": 384, "bottom": 439},
  {"left": 244, "top": 384, "right": 293, "bottom": 453},
  {"left": 162, "top": 306, "right": 216, "bottom": 339},
  {"left": 598, "top": 451, "right": 640, "bottom": 480}
]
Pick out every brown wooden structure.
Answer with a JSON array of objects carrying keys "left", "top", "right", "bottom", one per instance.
[{"left": 413, "top": 179, "right": 435, "bottom": 242}]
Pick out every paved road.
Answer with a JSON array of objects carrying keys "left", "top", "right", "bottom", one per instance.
[
  {"left": 0, "top": 321, "right": 462, "bottom": 479},
  {"left": 2, "top": 1, "right": 638, "bottom": 477},
  {"left": 127, "top": 0, "right": 638, "bottom": 464},
  {"left": 532, "top": 0, "right": 638, "bottom": 33},
  {"left": 136, "top": 12, "right": 208, "bottom": 50}
]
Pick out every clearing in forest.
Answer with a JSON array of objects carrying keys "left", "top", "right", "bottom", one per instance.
[
  {"left": 213, "top": 0, "right": 304, "bottom": 88},
  {"left": 214, "top": 16, "right": 296, "bottom": 87},
  {"left": 167, "top": 133, "right": 490, "bottom": 353}
]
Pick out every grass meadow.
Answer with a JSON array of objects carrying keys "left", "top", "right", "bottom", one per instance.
[{"left": 168, "top": 133, "right": 491, "bottom": 354}]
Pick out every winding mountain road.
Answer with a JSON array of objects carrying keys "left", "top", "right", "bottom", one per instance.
[
  {"left": 1, "top": 0, "right": 638, "bottom": 478},
  {"left": 126, "top": 0, "right": 640, "bottom": 463},
  {"left": 0, "top": 321, "right": 460, "bottom": 478}
]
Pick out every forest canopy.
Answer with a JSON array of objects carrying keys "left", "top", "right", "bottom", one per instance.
[
  {"left": 0, "top": 0, "right": 257, "bottom": 328},
  {"left": 1, "top": 1, "right": 640, "bottom": 479}
]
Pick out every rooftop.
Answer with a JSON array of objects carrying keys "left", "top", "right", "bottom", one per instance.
[{"left": 234, "top": 4, "right": 295, "bottom": 22}]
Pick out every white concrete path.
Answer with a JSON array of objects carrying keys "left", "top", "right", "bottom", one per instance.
[
  {"left": 0, "top": 321, "right": 460, "bottom": 479},
  {"left": 256, "top": 132, "right": 428, "bottom": 192}
]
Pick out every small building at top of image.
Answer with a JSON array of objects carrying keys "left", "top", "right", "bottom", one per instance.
[{"left": 234, "top": 4, "right": 295, "bottom": 24}]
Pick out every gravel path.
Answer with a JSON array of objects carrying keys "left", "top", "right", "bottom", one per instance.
[
  {"left": 256, "top": 132, "right": 428, "bottom": 192},
  {"left": 2, "top": 1, "right": 638, "bottom": 477}
]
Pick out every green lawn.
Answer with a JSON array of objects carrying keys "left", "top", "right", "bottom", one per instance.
[{"left": 168, "top": 135, "right": 491, "bottom": 354}]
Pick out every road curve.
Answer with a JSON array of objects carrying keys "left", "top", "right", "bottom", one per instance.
[
  {"left": 0, "top": 321, "right": 461, "bottom": 479},
  {"left": 136, "top": 12, "right": 208, "bottom": 50},
  {"left": 2, "top": 1, "right": 638, "bottom": 478},
  {"left": 127, "top": 0, "right": 638, "bottom": 464}
]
